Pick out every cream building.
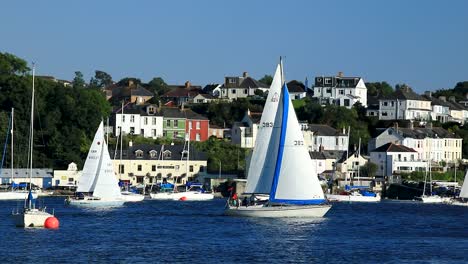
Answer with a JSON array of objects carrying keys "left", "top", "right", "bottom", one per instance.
[
  {"left": 52, "top": 162, "right": 81, "bottom": 188},
  {"left": 113, "top": 144, "right": 208, "bottom": 186}
]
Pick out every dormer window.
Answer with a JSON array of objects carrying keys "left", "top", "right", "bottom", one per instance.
[
  {"left": 135, "top": 149, "right": 144, "bottom": 158},
  {"left": 163, "top": 150, "right": 172, "bottom": 159},
  {"left": 149, "top": 150, "right": 157, "bottom": 158}
]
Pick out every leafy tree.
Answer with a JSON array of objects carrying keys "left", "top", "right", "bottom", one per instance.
[
  {"left": 72, "top": 71, "right": 86, "bottom": 89},
  {"left": 258, "top": 75, "right": 273, "bottom": 86},
  {"left": 359, "top": 162, "right": 378, "bottom": 178},
  {"left": 147, "top": 77, "right": 169, "bottom": 97},
  {"left": 118, "top": 77, "right": 141, "bottom": 86},
  {"left": 366, "top": 82, "right": 393, "bottom": 97},
  {"left": 89, "top": 70, "right": 113, "bottom": 88},
  {"left": 0, "top": 52, "right": 30, "bottom": 75}
]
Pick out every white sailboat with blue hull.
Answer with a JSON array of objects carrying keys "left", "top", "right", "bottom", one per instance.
[
  {"left": 225, "top": 61, "right": 331, "bottom": 218},
  {"left": 66, "top": 122, "right": 125, "bottom": 207}
]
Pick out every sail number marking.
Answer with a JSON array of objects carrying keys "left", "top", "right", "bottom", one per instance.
[
  {"left": 293, "top": 140, "right": 304, "bottom": 146},
  {"left": 262, "top": 122, "right": 274, "bottom": 127}
]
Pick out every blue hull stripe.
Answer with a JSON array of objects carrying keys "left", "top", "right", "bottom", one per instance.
[
  {"left": 269, "top": 84, "right": 289, "bottom": 200},
  {"left": 270, "top": 199, "right": 327, "bottom": 205}
]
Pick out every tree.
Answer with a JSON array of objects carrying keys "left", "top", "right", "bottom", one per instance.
[
  {"left": 366, "top": 82, "right": 393, "bottom": 97},
  {"left": 89, "top": 70, "right": 113, "bottom": 88},
  {"left": 258, "top": 75, "right": 273, "bottom": 86},
  {"left": 147, "top": 77, "right": 169, "bottom": 96},
  {"left": 359, "top": 162, "right": 378, "bottom": 178},
  {"left": 0, "top": 52, "right": 30, "bottom": 76},
  {"left": 72, "top": 71, "right": 86, "bottom": 89}
]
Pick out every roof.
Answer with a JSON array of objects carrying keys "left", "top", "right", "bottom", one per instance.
[
  {"left": 160, "top": 107, "right": 209, "bottom": 120},
  {"left": 372, "top": 143, "right": 416, "bottom": 153},
  {"left": 1, "top": 168, "right": 53, "bottom": 179},
  {"left": 396, "top": 127, "right": 460, "bottom": 139},
  {"left": 287, "top": 80, "right": 306, "bottom": 93},
  {"left": 203, "top": 84, "right": 220, "bottom": 93},
  {"left": 113, "top": 103, "right": 163, "bottom": 116},
  {"left": 309, "top": 150, "right": 346, "bottom": 161},
  {"left": 239, "top": 77, "right": 269, "bottom": 89},
  {"left": 116, "top": 144, "right": 207, "bottom": 161},
  {"left": 131, "top": 86, "right": 154, "bottom": 97},
  {"left": 381, "top": 87, "right": 428, "bottom": 101},
  {"left": 307, "top": 124, "right": 346, "bottom": 136}
]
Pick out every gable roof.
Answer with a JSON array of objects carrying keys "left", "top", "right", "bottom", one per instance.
[
  {"left": 381, "top": 87, "right": 428, "bottom": 101},
  {"left": 372, "top": 143, "right": 416, "bottom": 153},
  {"left": 287, "top": 80, "right": 306, "bottom": 93},
  {"left": 116, "top": 144, "right": 207, "bottom": 161},
  {"left": 162, "top": 87, "right": 203, "bottom": 98},
  {"left": 160, "top": 107, "right": 209, "bottom": 120},
  {"left": 239, "top": 77, "right": 269, "bottom": 89},
  {"left": 307, "top": 124, "right": 346, "bottom": 136}
]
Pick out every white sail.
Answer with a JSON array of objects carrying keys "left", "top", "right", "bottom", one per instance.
[
  {"left": 92, "top": 139, "right": 122, "bottom": 199},
  {"left": 269, "top": 84, "right": 325, "bottom": 204},
  {"left": 460, "top": 170, "right": 468, "bottom": 199},
  {"left": 76, "top": 122, "right": 105, "bottom": 193},
  {"left": 245, "top": 63, "right": 283, "bottom": 194}
]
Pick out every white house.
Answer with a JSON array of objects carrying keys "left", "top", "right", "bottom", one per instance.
[
  {"left": 114, "top": 103, "right": 164, "bottom": 139},
  {"left": 337, "top": 151, "right": 369, "bottom": 183},
  {"left": 378, "top": 86, "right": 431, "bottom": 121},
  {"left": 286, "top": 80, "right": 307, "bottom": 100},
  {"left": 231, "top": 110, "right": 261, "bottom": 148},
  {"left": 370, "top": 143, "right": 428, "bottom": 178},
  {"left": 313, "top": 72, "right": 367, "bottom": 108},
  {"left": 220, "top": 72, "right": 269, "bottom": 100},
  {"left": 302, "top": 124, "right": 348, "bottom": 152}
]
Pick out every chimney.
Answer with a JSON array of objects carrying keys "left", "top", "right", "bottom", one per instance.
[
  {"left": 128, "top": 80, "right": 134, "bottom": 87},
  {"left": 424, "top": 91, "right": 432, "bottom": 98},
  {"left": 337, "top": 71, "right": 343, "bottom": 77},
  {"left": 129, "top": 140, "right": 133, "bottom": 147},
  {"left": 243, "top": 72, "right": 249, "bottom": 78},
  {"left": 439, "top": 96, "right": 446, "bottom": 102},
  {"left": 449, "top": 96, "right": 456, "bottom": 102},
  {"left": 185, "top": 81, "right": 191, "bottom": 88}
]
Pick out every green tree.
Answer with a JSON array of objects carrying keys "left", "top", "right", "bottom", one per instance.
[
  {"left": 89, "top": 70, "right": 113, "bottom": 88},
  {"left": 72, "top": 71, "right": 86, "bottom": 89},
  {"left": 147, "top": 77, "right": 169, "bottom": 96},
  {"left": 0, "top": 52, "right": 30, "bottom": 75},
  {"left": 258, "top": 75, "right": 273, "bottom": 86},
  {"left": 366, "top": 82, "right": 393, "bottom": 97},
  {"left": 359, "top": 162, "right": 378, "bottom": 178}
]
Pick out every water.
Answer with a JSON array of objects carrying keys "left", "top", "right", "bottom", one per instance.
[{"left": 1, "top": 198, "right": 467, "bottom": 264}]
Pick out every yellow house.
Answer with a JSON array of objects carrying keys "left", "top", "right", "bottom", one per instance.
[{"left": 113, "top": 144, "right": 208, "bottom": 186}]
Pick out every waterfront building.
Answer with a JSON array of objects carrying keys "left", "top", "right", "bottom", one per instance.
[
  {"left": 52, "top": 162, "right": 81, "bottom": 188},
  {"left": 312, "top": 72, "right": 367, "bottom": 108},
  {"left": 161, "top": 107, "right": 210, "bottom": 141},
  {"left": 370, "top": 143, "right": 427, "bottom": 178},
  {"left": 1, "top": 168, "right": 53, "bottom": 189},
  {"left": 302, "top": 124, "right": 348, "bottom": 152}
]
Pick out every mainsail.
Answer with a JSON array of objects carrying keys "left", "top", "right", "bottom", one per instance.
[
  {"left": 460, "top": 170, "right": 468, "bottom": 199},
  {"left": 77, "top": 122, "right": 105, "bottom": 193},
  {"left": 245, "top": 64, "right": 283, "bottom": 194}
]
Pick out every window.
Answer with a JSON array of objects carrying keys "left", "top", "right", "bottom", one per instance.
[
  {"left": 141, "top": 129, "right": 144, "bottom": 135},
  {"left": 196, "top": 121, "right": 200, "bottom": 129},
  {"left": 135, "top": 150, "right": 143, "bottom": 158},
  {"left": 189, "top": 121, "right": 192, "bottom": 129},
  {"left": 144, "top": 117, "right": 148, "bottom": 125},
  {"left": 130, "top": 127, "right": 135, "bottom": 134},
  {"left": 174, "top": 120, "right": 179, "bottom": 127},
  {"left": 151, "top": 129, "right": 156, "bottom": 137},
  {"left": 130, "top": 115, "right": 135, "bottom": 123},
  {"left": 149, "top": 150, "right": 157, "bottom": 158},
  {"left": 166, "top": 120, "right": 171, "bottom": 127},
  {"left": 325, "top": 78, "right": 331, "bottom": 84},
  {"left": 163, "top": 150, "right": 171, "bottom": 159},
  {"left": 174, "top": 131, "right": 178, "bottom": 138},
  {"left": 137, "top": 165, "right": 142, "bottom": 171},
  {"left": 196, "top": 133, "right": 201, "bottom": 141},
  {"left": 152, "top": 165, "right": 156, "bottom": 171},
  {"left": 163, "top": 131, "right": 167, "bottom": 137},
  {"left": 119, "top": 165, "right": 125, "bottom": 174},
  {"left": 122, "top": 115, "right": 125, "bottom": 122},
  {"left": 189, "top": 165, "right": 194, "bottom": 172},
  {"left": 391, "top": 101, "right": 394, "bottom": 107},
  {"left": 339, "top": 90, "right": 344, "bottom": 95},
  {"left": 382, "top": 112, "right": 388, "bottom": 116},
  {"left": 152, "top": 118, "right": 156, "bottom": 125},
  {"left": 244, "top": 89, "right": 248, "bottom": 94},
  {"left": 326, "top": 88, "right": 332, "bottom": 93},
  {"left": 336, "top": 138, "right": 339, "bottom": 145},
  {"left": 344, "top": 99, "right": 350, "bottom": 107},
  {"left": 383, "top": 102, "right": 388, "bottom": 106},
  {"left": 232, "top": 89, "right": 236, "bottom": 94}
]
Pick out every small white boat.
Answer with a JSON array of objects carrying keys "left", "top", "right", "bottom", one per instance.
[
  {"left": 0, "top": 190, "right": 38, "bottom": 200},
  {"left": 447, "top": 170, "right": 468, "bottom": 207},
  {"left": 66, "top": 122, "right": 125, "bottom": 207},
  {"left": 416, "top": 195, "right": 451, "bottom": 204},
  {"left": 150, "top": 191, "right": 176, "bottom": 200},
  {"left": 225, "top": 61, "right": 330, "bottom": 218},
  {"left": 326, "top": 190, "right": 381, "bottom": 202},
  {"left": 12, "top": 206, "right": 53, "bottom": 228},
  {"left": 120, "top": 190, "right": 145, "bottom": 202},
  {"left": 172, "top": 183, "right": 214, "bottom": 201}
]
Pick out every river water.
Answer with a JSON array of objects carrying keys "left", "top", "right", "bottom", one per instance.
[{"left": 1, "top": 197, "right": 467, "bottom": 263}]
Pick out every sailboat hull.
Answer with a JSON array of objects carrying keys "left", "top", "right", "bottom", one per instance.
[
  {"left": 0, "top": 191, "right": 38, "bottom": 200},
  {"left": 149, "top": 192, "right": 176, "bottom": 200},
  {"left": 120, "top": 191, "right": 145, "bottom": 202},
  {"left": 66, "top": 197, "right": 125, "bottom": 207},
  {"left": 172, "top": 191, "right": 214, "bottom": 201},
  {"left": 11, "top": 208, "right": 53, "bottom": 227},
  {"left": 224, "top": 204, "right": 331, "bottom": 218},
  {"left": 326, "top": 193, "right": 381, "bottom": 202},
  {"left": 416, "top": 195, "right": 452, "bottom": 204}
]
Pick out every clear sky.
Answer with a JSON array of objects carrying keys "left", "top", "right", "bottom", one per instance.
[{"left": 1, "top": 0, "right": 467, "bottom": 92}]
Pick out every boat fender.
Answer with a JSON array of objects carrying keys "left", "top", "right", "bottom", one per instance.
[
  {"left": 179, "top": 196, "right": 187, "bottom": 201},
  {"left": 44, "top": 217, "right": 60, "bottom": 229}
]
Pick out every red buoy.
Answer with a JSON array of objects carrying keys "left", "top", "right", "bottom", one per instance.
[
  {"left": 44, "top": 217, "right": 60, "bottom": 229},
  {"left": 179, "top": 196, "right": 187, "bottom": 201}
]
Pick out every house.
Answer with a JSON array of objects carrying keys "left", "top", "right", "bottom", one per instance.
[
  {"left": 336, "top": 150, "right": 369, "bottom": 184},
  {"left": 203, "top": 83, "right": 222, "bottom": 97},
  {"left": 113, "top": 144, "right": 207, "bottom": 186},
  {"left": 161, "top": 81, "right": 203, "bottom": 106},
  {"left": 312, "top": 72, "right": 367, "bottom": 108},
  {"left": 422, "top": 92, "right": 451, "bottom": 123},
  {"left": 105, "top": 80, "right": 154, "bottom": 105},
  {"left": 1, "top": 168, "right": 53, "bottom": 189},
  {"left": 113, "top": 103, "right": 164, "bottom": 139},
  {"left": 220, "top": 72, "right": 269, "bottom": 100},
  {"left": 378, "top": 86, "right": 431, "bottom": 121},
  {"left": 302, "top": 124, "right": 348, "bottom": 152},
  {"left": 309, "top": 150, "right": 346, "bottom": 179},
  {"left": 442, "top": 96, "right": 468, "bottom": 124},
  {"left": 366, "top": 95, "right": 380, "bottom": 117},
  {"left": 52, "top": 162, "right": 81, "bottom": 188},
  {"left": 37, "top": 75, "right": 72, "bottom": 87},
  {"left": 368, "top": 125, "right": 462, "bottom": 164},
  {"left": 370, "top": 143, "right": 427, "bottom": 178},
  {"left": 161, "top": 106, "right": 210, "bottom": 141},
  {"left": 191, "top": 93, "right": 216, "bottom": 104},
  {"left": 286, "top": 80, "right": 307, "bottom": 100},
  {"left": 209, "top": 124, "right": 229, "bottom": 139},
  {"left": 231, "top": 110, "right": 261, "bottom": 148}
]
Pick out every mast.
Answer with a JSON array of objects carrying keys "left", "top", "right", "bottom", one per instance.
[
  {"left": 119, "top": 101, "right": 124, "bottom": 180},
  {"left": 357, "top": 137, "right": 361, "bottom": 184},
  {"left": 28, "top": 63, "right": 35, "bottom": 209},
  {"left": 11, "top": 108, "right": 14, "bottom": 184}
]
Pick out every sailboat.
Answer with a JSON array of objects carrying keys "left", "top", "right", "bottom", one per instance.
[
  {"left": 115, "top": 105, "right": 144, "bottom": 202},
  {"left": 416, "top": 160, "right": 451, "bottom": 203},
  {"left": 449, "top": 170, "right": 468, "bottom": 206},
  {"left": 66, "top": 122, "right": 125, "bottom": 207},
  {"left": 171, "top": 131, "right": 214, "bottom": 201},
  {"left": 225, "top": 61, "right": 331, "bottom": 217},
  {"left": 11, "top": 64, "right": 54, "bottom": 227}
]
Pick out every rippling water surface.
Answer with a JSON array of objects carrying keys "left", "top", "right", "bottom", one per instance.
[{"left": 1, "top": 198, "right": 467, "bottom": 263}]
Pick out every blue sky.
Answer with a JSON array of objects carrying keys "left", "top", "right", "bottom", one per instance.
[{"left": 1, "top": 0, "right": 467, "bottom": 92}]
